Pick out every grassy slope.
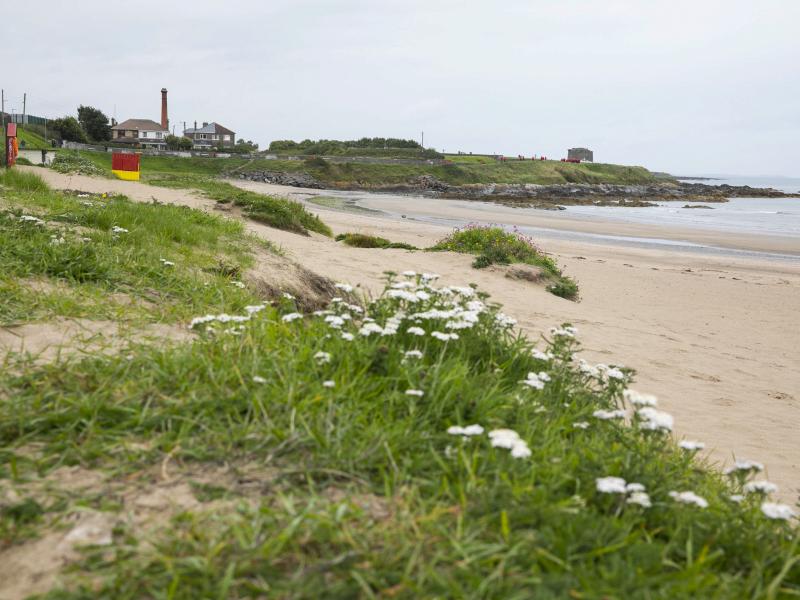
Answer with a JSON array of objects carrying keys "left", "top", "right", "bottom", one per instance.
[
  {"left": 16, "top": 128, "right": 51, "bottom": 151},
  {"left": 70, "top": 150, "right": 663, "bottom": 187},
  {"left": 0, "top": 169, "right": 262, "bottom": 326}
]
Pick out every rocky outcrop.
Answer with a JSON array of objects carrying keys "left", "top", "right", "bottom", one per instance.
[
  {"left": 238, "top": 171, "right": 323, "bottom": 189},
  {"left": 236, "top": 170, "right": 800, "bottom": 207}
]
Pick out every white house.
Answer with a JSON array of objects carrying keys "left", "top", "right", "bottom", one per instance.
[{"left": 111, "top": 118, "right": 169, "bottom": 150}]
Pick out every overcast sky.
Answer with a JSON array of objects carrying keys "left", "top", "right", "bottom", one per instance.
[{"left": 6, "top": 1, "right": 799, "bottom": 176}]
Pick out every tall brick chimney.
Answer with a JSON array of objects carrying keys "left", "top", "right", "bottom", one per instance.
[{"left": 160, "top": 88, "right": 168, "bottom": 130}]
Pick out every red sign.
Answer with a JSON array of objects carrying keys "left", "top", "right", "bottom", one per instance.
[{"left": 6, "top": 123, "right": 16, "bottom": 137}]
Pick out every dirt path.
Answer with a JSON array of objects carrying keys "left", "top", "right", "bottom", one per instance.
[{"left": 20, "top": 166, "right": 800, "bottom": 503}]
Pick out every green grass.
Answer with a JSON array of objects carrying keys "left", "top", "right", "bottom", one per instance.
[
  {"left": 335, "top": 232, "right": 418, "bottom": 250},
  {"left": 16, "top": 127, "right": 51, "bottom": 151},
  {"left": 0, "top": 272, "right": 797, "bottom": 597},
  {"left": 0, "top": 171, "right": 263, "bottom": 326},
  {"left": 432, "top": 225, "right": 579, "bottom": 300},
  {"left": 68, "top": 150, "right": 664, "bottom": 188},
  {"left": 146, "top": 174, "right": 332, "bottom": 237}
]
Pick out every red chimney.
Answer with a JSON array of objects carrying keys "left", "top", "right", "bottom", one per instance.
[{"left": 160, "top": 88, "right": 168, "bottom": 130}]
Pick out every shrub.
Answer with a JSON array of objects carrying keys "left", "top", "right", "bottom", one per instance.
[
  {"left": 336, "top": 232, "right": 417, "bottom": 250},
  {"left": 50, "top": 152, "right": 105, "bottom": 177},
  {"left": 433, "top": 225, "right": 578, "bottom": 300}
]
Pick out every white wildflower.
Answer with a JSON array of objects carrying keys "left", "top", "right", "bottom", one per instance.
[
  {"left": 637, "top": 407, "right": 674, "bottom": 432},
  {"left": 402, "top": 270, "right": 417, "bottom": 277},
  {"left": 679, "top": 440, "right": 705, "bottom": 451},
  {"left": 314, "top": 351, "right": 332, "bottom": 365},
  {"left": 573, "top": 421, "right": 590, "bottom": 430},
  {"left": 334, "top": 283, "right": 353, "bottom": 293},
  {"left": 405, "top": 389, "right": 424, "bottom": 397},
  {"left": 447, "top": 424, "right": 484, "bottom": 437},
  {"left": 669, "top": 491, "right": 708, "bottom": 508},
  {"left": 626, "top": 483, "right": 646, "bottom": 493},
  {"left": 391, "top": 281, "right": 415, "bottom": 290},
  {"left": 605, "top": 367, "right": 625, "bottom": 380},
  {"left": 627, "top": 492, "right": 652, "bottom": 508},
  {"left": 744, "top": 480, "right": 778, "bottom": 495},
  {"left": 623, "top": 389, "right": 658, "bottom": 407},
  {"left": 431, "top": 331, "right": 459, "bottom": 341},
  {"left": 160, "top": 259, "right": 175, "bottom": 266},
  {"left": 281, "top": 312, "right": 303, "bottom": 322},
  {"left": 387, "top": 289, "right": 420, "bottom": 302},
  {"left": 550, "top": 326, "right": 577, "bottom": 338},
  {"left": 282, "top": 292, "right": 295, "bottom": 300},
  {"left": 253, "top": 376, "right": 267, "bottom": 384},
  {"left": 50, "top": 235, "right": 65, "bottom": 245},
  {"left": 510, "top": 442, "right": 532, "bottom": 459},
  {"left": 488, "top": 429, "right": 521, "bottom": 449},
  {"left": 724, "top": 459, "right": 764, "bottom": 475},
  {"left": 532, "top": 349, "right": 555, "bottom": 361},
  {"left": 244, "top": 305, "right": 267, "bottom": 314},
  {"left": 111, "top": 225, "right": 129, "bottom": 234},
  {"left": 495, "top": 313, "right": 517, "bottom": 328},
  {"left": 415, "top": 290, "right": 431, "bottom": 301},
  {"left": 324, "top": 315, "right": 345, "bottom": 329},
  {"left": 404, "top": 350, "right": 423, "bottom": 359},
  {"left": 729, "top": 494, "right": 744, "bottom": 503},
  {"left": 421, "top": 272, "right": 440, "bottom": 281},
  {"left": 761, "top": 502, "right": 796, "bottom": 521},
  {"left": 359, "top": 322, "right": 384, "bottom": 336},
  {"left": 593, "top": 409, "right": 626, "bottom": 420},
  {"left": 231, "top": 281, "right": 246, "bottom": 289},
  {"left": 340, "top": 332, "right": 354, "bottom": 341},
  {"left": 596, "top": 476, "right": 627, "bottom": 494},
  {"left": 322, "top": 380, "right": 335, "bottom": 388}
]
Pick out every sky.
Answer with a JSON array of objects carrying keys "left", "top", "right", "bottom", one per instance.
[{"left": 5, "top": 0, "right": 800, "bottom": 176}]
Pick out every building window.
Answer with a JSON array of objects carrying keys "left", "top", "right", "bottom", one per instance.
[
  {"left": 156, "top": 132, "right": 163, "bottom": 138},
  {"left": 223, "top": 135, "right": 230, "bottom": 141}
]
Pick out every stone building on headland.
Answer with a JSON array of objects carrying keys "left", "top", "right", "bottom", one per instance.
[{"left": 568, "top": 147, "right": 593, "bottom": 162}]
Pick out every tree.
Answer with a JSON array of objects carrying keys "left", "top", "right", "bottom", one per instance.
[
  {"left": 50, "top": 116, "right": 88, "bottom": 143},
  {"left": 234, "top": 139, "right": 259, "bottom": 152},
  {"left": 178, "top": 136, "right": 193, "bottom": 151},
  {"left": 77, "top": 105, "right": 111, "bottom": 142},
  {"left": 165, "top": 135, "right": 193, "bottom": 151}
]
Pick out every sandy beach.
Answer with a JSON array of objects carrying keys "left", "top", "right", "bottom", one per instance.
[{"left": 23, "top": 167, "right": 800, "bottom": 503}]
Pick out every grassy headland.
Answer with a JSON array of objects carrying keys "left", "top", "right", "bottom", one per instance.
[{"left": 66, "top": 150, "right": 664, "bottom": 187}]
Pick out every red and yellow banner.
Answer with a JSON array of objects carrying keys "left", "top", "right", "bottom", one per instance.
[{"left": 111, "top": 152, "right": 140, "bottom": 181}]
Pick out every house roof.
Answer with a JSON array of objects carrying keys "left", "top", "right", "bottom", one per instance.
[
  {"left": 184, "top": 122, "right": 235, "bottom": 135},
  {"left": 112, "top": 118, "right": 167, "bottom": 132}
]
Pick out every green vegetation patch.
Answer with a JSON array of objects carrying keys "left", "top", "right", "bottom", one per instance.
[
  {"left": 1, "top": 275, "right": 797, "bottom": 597},
  {"left": 0, "top": 170, "right": 260, "bottom": 326},
  {"left": 335, "top": 232, "right": 417, "bottom": 250},
  {"left": 146, "top": 174, "right": 332, "bottom": 237},
  {"left": 51, "top": 152, "right": 106, "bottom": 177},
  {"left": 432, "top": 225, "right": 579, "bottom": 299}
]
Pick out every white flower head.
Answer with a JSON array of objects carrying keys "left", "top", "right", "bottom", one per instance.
[
  {"left": 404, "top": 350, "right": 423, "bottom": 359},
  {"left": 531, "top": 349, "right": 554, "bottom": 361},
  {"left": 431, "top": 331, "right": 459, "bottom": 341},
  {"left": 761, "top": 502, "right": 796, "bottom": 521},
  {"left": 637, "top": 407, "right": 674, "bottom": 432},
  {"left": 626, "top": 483, "right": 646, "bottom": 493},
  {"left": 421, "top": 273, "right": 440, "bottom": 281},
  {"left": 405, "top": 389, "right": 424, "bottom": 397},
  {"left": 573, "top": 421, "right": 590, "bottom": 430},
  {"left": 341, "top": 332, "right": 355, "bottom": 341},
  {"left": 334, "top": 283, "right": 354, "bottom": 293},
  {"left": 596, "top": 476, "right": 627, "bottom": 494},
  {"left": 724, "top": 459, "right": 764, "bottom": 475},
  {"left": 253, "top": 375, "right": 267, "bottom": 384},
  {"left": 623, "top": 390, "right": 658, "bottom": 407},
  {"left": 605, "top": 367, "right": 625, "bottom": 380},
  {"left": 743, "top": 480, "right": 778, "bottom": 495},
  {"left": 679, "top": 440, "right": 705, "bottom": 451},
  {"left": 111, "top": 225, "right": 129, "bottom": 234},
  {"left": 593, "top": 409, "right": 626, "bottom": 421},
  {"left": 282, "top": 312, "right": 303, "bottom": 322},
  {"left": 282, "top": 292, "right": 295, "bottom": 300},
  {"left": 314, "top": 351, "right": 332, "bottom": 365},
  {"left": 447, "top": 424, "right": 484, "bottom": 437},
  {"left": 322, "top": 380, "right": 335, "bottom": 388},
  {"left": 729, "top": 494, "right": 744, "bottom": 503},
  {"left": 401, "top": 270, "right": 417, "bottom": 278},
  {"left": 488, "top": 429, "right": 520, "bottom": 449},
  {"left": 669, "top": 491, "right": 708, "bottom": 508},
  {"left": 627, "top": 492, "right": 652, "bottom": 508}
]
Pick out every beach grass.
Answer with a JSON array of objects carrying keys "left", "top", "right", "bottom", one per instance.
[
  {"left": 432, "top": 225, "right": 580, "bottom": 300},
  {"left": 0, "top": 171, "right": 261, "bottom": 326},
  {"left": 0, "top": 263, "right": 797, "bottom": 597},
  {"left": 335, "top": 232, "right": 418, "bottom": 250}
]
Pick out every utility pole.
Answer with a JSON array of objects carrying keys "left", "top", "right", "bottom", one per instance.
[
  {"left": 421, "top": 130, "right": 424, "bottom": 150},
  {"left": 22, "top": 92, "right": 26, "bottom": 126},
  {"left": 1, "top": 89, "right": 6, "bottom": 167}
]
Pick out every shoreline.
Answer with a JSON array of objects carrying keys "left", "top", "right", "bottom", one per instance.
[{"left": 229, "top": 180, "right": 800, "bottom": 258}]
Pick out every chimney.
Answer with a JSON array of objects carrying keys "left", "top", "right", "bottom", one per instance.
[
  {"left": 160, "top": 88, "right": 168, "bottom": 130},
  {"left": 202, "top": 122, "right": 208, "bottom": 127}
]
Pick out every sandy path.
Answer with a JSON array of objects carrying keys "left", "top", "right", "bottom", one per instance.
[{"left": 21, "top": 167, "right": 800, "bottom": 503}]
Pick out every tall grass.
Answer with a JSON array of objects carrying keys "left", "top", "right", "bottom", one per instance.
[
  {"left": 0, "top": 168, "right": 51, "bottom": 193},
  {"left": 0, "top": 274, "right": 796, "bottom": 597}
]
